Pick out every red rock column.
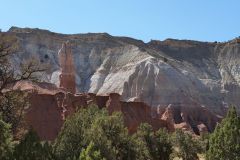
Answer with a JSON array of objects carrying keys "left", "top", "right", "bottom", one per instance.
[{"left": 58, "top": 41, "right": 76, "bottom": 94}]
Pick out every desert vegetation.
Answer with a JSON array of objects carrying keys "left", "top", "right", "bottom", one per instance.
[{"left": 1, "top": 103, "right": 240, "bottom": 160}]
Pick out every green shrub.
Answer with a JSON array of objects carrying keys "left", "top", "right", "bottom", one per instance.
[
  {"left": 54, "top": 105, "right": 134, "bottom": 160},
  {"left": 79, "top": 141, "right": 105, "bottom": 160},
  {"left": 171, "top": 129, "right": 200, "bottom": 160},
  {"left": 132, "top": 123, "right": 172, "bottom": 160},
  {"left": 13, "top": 128, "right": 55, "bottom": 160}
]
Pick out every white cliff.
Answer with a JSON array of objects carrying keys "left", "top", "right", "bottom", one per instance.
[{"left": 3, "top": 27, "right": 240, "bottom": 115}]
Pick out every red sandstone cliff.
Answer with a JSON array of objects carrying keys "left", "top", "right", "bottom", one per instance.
[{"left": 14, "top": 81, "right": 221, "bottom": 140}]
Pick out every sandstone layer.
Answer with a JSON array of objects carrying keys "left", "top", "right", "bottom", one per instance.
[
  {"left": 1, "top": 27, "right": 240, "bottom": 140},
  {"left": 58, "top": 41, "right": 76, "bottom": 93},
  {"left": 1, "top": 27, "right": 239, "bottom": 116},
  {"left": 14, "top": 81, "right": 219, "bottom": 140}
]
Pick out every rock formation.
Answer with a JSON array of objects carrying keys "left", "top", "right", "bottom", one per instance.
[
  {"left": 13, "top": 81, "right": 220, "bottom": 140},
  {"left": 106, "top": 93, "right": 122, "bottom": 114},
  {"left": 26, "top": 91, "right": 64, "bottom": 140},
  {"left": 2, "top": 27, "right": 239, "bottom": 140},
  {"left": 58, "top": 41, "right": 76, "bottom": 94},
  {"left": 3, "top": 27, "right": 239, "bottom": 116}
]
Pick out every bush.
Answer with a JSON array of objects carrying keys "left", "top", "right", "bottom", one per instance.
[
  {"left": 13, "top": 128, "right": 56, "bottom": 160},
  {"left": 155, "top": 128, "right": 173, "bottom": 160},
  {"left": 54, "top": 105, "right": 134, "bottom": 160},
  {"left": 171, "top": 129, "right": 201, "bottom": 160},
  {"left": 132, "top": 123, "right": 172, "bottom": 160},
  {"left": 79, "top": 141, "right": 105, "bottom": 160},
  {"left": 53, "top": 105, "right": 104, "bottom": 159},
  {"left": 86, "top": 111, "right": 135, "bottom": 160}
]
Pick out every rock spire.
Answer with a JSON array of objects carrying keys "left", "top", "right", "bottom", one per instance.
[{"left": 58, "top": 41, "right": 76, "bottom": 94}]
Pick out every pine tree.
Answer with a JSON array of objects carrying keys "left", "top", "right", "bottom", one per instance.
[{"left": 207, "top": 106, "right": 240, "bottom": 160}]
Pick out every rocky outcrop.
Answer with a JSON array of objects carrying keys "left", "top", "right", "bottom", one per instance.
[
  {"left": 158, "top": 103, "right": 220, "bottom": 135},
  {"left": 106, "top": 93, "right": 122, "bottom": 114},
  {"left": 86, "top": 93, "right": 109, "bottom": 109},
  {"left": 26, "top": 92, "right": 64, "bottom": 140},
  {"left": 121, "top": 101, "right": 168, "bottom": 133},
  {"left": 16, "top": 81, "right": 220, "bottom": 140},
  {"left": 160, "top": 105, "right": 176, "bottom": 132}
]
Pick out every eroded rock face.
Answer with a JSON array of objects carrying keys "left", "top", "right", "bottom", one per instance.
[
  {"left": 158, "top": 103, "right": 220, "bottom": 135},
  {"left": 26, "top": 92, "right": 64, "bottom": 140},
  {"left": 18, "top": 81, "right": 220, "bottom": 140},
  {"left": 2, "top": 27, "right": 239, "bottom": 116},
  {"left": 2, "top": 27, "right": 239, "bottom": 139},
  {"left": 160, "top": 105, "right": 176, "bottom": 132},
  {"left": 106, "top": 93, "right": 122, "bottom": 114}
]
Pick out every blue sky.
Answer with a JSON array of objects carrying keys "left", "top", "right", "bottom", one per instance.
[{"left": 0, "top": 0, "right": 239, "bottom": 42}]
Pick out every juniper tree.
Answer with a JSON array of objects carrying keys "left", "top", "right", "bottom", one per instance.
[
  {"left": 0, "top": 33, "right": 45, "bottom": 133},
  {"left": 0, "top": 115, "right": 13, "bottom": 160},
  {"left": 13, "top": 128, "right": 56, "bottom": 160},
  {"left": 79, "top": 141, "right": 105, "bottom": 160},
  {"left": 132, "top": 123, "right": 173, "bottom": 160},
  {"left": 171, "top": 129, "right": 200, "bottom": 160},
  {"left": 54, "top": 105, "right": 135, "bottom": 160},
  {"left": 207, "top": 106, "right": 240, "bottom": 160}
]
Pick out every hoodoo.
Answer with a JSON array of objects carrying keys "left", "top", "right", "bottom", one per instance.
[{"left": 58, "top": 41, "right": 76, "bottom": 94}]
